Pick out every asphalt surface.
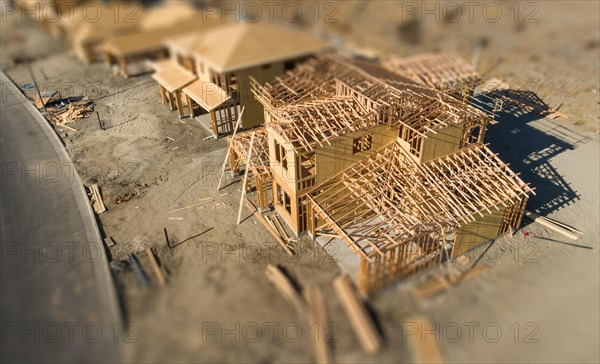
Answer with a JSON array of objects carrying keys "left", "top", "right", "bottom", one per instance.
[{"left": 0, "top": 72, "right": 121, "bottom": 363}]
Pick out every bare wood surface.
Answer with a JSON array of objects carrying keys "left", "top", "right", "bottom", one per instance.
[
  {"left": 332, "top": 275, "right": 382, "bottom": 354},
  {"left": 145, "top": 247, "right": 167, "bottom": 287},
  {"left": 265, "top": 264, "right": 304, "bottom": 314},
  {"left": 305, "top": 286, "right": 333, "bottom": 364}
]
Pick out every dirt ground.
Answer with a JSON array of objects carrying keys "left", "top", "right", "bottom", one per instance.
[{"left": 1, "top": 1, "right": 598, "bottom": 363}]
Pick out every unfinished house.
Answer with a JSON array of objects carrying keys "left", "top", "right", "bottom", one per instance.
[
  {"left": 60, "top": 1, "right": 144, "bottom": 63},
  {"left": 152, "top": 22, "right": 328, "bottom": 137},
  {"left": 99, "top": 2, "right": 205, "bottom": 77},
  {"left": 230, "top": 54, "right": 532, "bottom": 295}
]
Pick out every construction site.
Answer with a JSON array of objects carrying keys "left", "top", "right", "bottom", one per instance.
[{"left": 1, "top": 1, "right": 598, "bottom": 363}]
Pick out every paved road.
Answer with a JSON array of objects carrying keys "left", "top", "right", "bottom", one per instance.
[{"left": 0, "top": 72, "right": 121, "bottom": 363}]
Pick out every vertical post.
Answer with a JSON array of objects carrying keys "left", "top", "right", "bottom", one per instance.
[
  {"left": 27, "top": 62, "right": 46, "bottom": 113},
  {"left": 217, "top": 107, "right": 245, "bottom": 191},
  {"left": 186, "top": 94, "right": 194, "bottom": 117},
  {"left": 236, "top": 131, "right": 256, "bottom": 225},
  {"left": 175, "top": 91, "right": 184, "bottom": 119},
  {"left": 163, "top": 227, "right": 170, "bottom": 249},
  {"left": 96, "top": 111, "right": 104, "bottom": 130}
]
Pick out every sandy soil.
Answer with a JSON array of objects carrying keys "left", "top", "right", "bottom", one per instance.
[{"left": 1, "top": 1, "right": 598, "bottom": 363}]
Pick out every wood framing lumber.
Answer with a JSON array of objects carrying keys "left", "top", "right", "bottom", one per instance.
[
  {"left": 237, "top": 131, "right": 256, "bottom": 224},
  {"left": 332, "top": 275, "right": 383, "bottom": 354},
  {"left": 90, "top": 184, "right": 106, "bottom": 214},
  {"left": 524, "top": 210, "right": 582, "bottom": 240},
  {"left": 405, "top": 316, "right": 445, "bottom": 364},
  {"left": 145, "top": 248, "right": 167, "bottom": 287},
  {"left": 245, "top": 199, "right": 294, "bottom": 256},
  {"left": 304, "top": 286, "right": 333, "bottom": 364},
  {"left": 265, "top": 264, "right": 305, "bottom": 314},
  {"left": 103, "top": 236, "right": 116, "bottom": 248},
  {"left": 57, "top": 123, "right": 78, "bottom": 132},
  {"left": 217, "top": 107, "right": 245, "bottom": 191},
  {"left": 167, "top": 197, "right": 214, "bottom": 214}
]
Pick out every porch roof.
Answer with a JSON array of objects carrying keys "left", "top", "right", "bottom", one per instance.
[
  {"left": 152, "top": 62, "right": 197, "bottom": 93},
  {"left": 182, "top": 80, "right": 231, "bottom": 111}
]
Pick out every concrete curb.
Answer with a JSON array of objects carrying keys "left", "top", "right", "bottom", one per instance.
[{"left": 1, "top": 71, "right": 124, "bottom": 335}]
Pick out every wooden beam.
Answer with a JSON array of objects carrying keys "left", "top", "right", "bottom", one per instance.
[
  {"left": 305, "top": 286, "right": 333, "bottom": 364},
  {"left": 237, "top": 131, "right": 256, "bottom": 224},
  {"left": 145, "top": 248, "right": 167, "bottom": 287},
  {"left": 265, "top": 264, "right": 304, "bottom": 314},
  {"left": 217, "top": 107, "right": 245, "bottom": 191},
  {"left": 332, "top": 275, "right": 383, "bottom": 354}
]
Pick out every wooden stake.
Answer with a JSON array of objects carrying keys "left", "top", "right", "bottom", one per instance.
[
  {"left": 145, "top": 247, "right": 166, "bottom": 287},
  {"left": 333, "top": 275, "right": 383, "bottom": 354},
  {"left": 236, "top": 131, "right": 255, "bottom": 224},
  {"left": 217, "top": 107, "right": 245, "bottom": 191}
]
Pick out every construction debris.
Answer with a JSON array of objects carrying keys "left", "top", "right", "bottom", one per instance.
[
  {"left": 524, "top": 210, "right": 583, "bottom": 240},
  {"left": 34, "top": 90, "right": 58, "bottom": 109},
  {"left": 89, "top": 183, "right": 107, "bottom": 214},
  {"left": 246, "top": 199, "right": 294, "bottom": 256},
  {"left": 46, "top": 97, "right": 95, "bottom": 125},
  {"left": 333, "top": 275, "right": 383, "bottom": 354},
  {"left": 103, "top": 236, "right": 116, "bottom": 248}
]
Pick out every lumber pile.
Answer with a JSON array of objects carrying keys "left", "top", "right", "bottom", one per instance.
[
  {"left": 89, "top": 183, "right": 106, "bottom": 214},
  {"left": 524, "top": 210, "right": 583, "bottom": 240},
  {"left": 47, "top": 98, "right": 94, "bottom": 125}
]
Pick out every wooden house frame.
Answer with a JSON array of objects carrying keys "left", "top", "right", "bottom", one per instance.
[
  {"left": 227, "top": 128, "right": 272, "bottom": 210},
  {"left": 236, "top": 53, "right": 530, "bottom": 294}
]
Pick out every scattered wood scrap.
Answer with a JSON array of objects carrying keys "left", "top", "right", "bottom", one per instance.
[
  {"left": 89, "top": 183, "right": 106, "bottom": 214},
  {"left": 265, "top": 264, "right": 305, "bottom": 314},
  {"left": 103, "top": 236, "right": 116, "bottom": 248},
  {"left": 333, "top": 275, "right": 383, "bottom": 355},
  {"left": 524, "top": 210, "right": 583, "bottom": 240},
  {"left": 145, "top": 247, "right": 167, "bottom": 287},
  {"left": 305, "top": 286, "right": 333, "bottom": 364},
  {"left": 405, "top": 316, "right": 445, "bottom": 364},
  {"left": 47, "top": 98, "right": 94, "bottom": 125},
  {"left": 245, "top": 199, "right": 294, "bottom": 256}
]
